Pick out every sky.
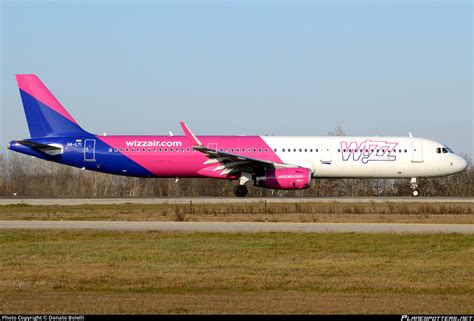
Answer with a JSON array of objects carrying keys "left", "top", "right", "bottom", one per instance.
[{"left": 1, "top": 0, "right": 472, "bottom": 157}]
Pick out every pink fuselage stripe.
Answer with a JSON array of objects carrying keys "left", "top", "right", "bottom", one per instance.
[
  {"left": 98, "top": 135, "right": 282, "bottom": 178},
  {"left": 16, "top": 75, "right": 78, "bottom": 125}
]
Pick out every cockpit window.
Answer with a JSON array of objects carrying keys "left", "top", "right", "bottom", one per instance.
[{"left": 437, "top": 146, "right": 454, "bottom": 154}]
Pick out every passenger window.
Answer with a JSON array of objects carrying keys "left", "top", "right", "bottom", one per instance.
[
  {"left": 442, "top": 148, "right": 448, "bottom": 153},
  {"left": 164, "top": 148, "right": 167, "bottom": 152},
  {"left": 274, "top": 149, "right": 277, "bottom": 152},
  {"left": 265, "top": 149, "right": 268, "bottom": 152},
  {"left": 404, "top": 149, "right": 407, "bottom": 153},
  {"left": 253, "top": 148, "right": 256, "bottom": 152},
  {"left": 293, "top": 149, "right": 296, "bottom": 152},
  {"left": 337, "top": 149, "right": 340, "bottom": 152},
  {"left": 231, "top": 149, "right": 234, "bottom": 152},
  {"left": 259, "top": 148, "right": 262, "bottom": 152},
  {"left": 316, "top": 149, "right": 319, "bottom": 152},
  {"left": 305, "top": 149, "right": 307, "bottom": 152},
  {"left": 310, "top": 149, "right": 313, "bottom": 152},
  {"left": 282, "top": 149, "right": 285, "bottom": 152},
  {"left": 299, "top": 149, "right": 302, "bottom": 152},
  {"left": 126, "top": 148, "right": 129, "bottom": 152}
]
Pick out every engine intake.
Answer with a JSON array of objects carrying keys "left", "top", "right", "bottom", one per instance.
[{"left": 254, "top": 167, "right": 312, "bottom": 190}]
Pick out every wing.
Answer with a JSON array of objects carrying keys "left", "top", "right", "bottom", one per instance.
[{"left": 180, "top": 122, "right": 288, "bottom": 176}]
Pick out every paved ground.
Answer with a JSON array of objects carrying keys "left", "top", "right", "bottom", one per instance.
[
  {"left": 0, "top": 197, "right": 472, "bottom": 205},
  {"left": 1, "top": 221, "right": 472, "bottom": 234}
]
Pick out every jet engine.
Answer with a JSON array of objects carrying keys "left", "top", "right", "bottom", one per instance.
[{"left": 254, "top": 167, "right": 312, "bottom": 190}]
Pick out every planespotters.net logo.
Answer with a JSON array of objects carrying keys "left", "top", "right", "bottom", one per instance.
[
  {"left": 1, "top": 316, "right": 84, "bottom": 321},
  {"left": 401, "top": 316, "right": 474, "bottom": 321}
]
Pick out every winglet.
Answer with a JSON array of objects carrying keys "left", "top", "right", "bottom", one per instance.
[{"left": 180, "top": 122, "right": 202, "bottom": 146}]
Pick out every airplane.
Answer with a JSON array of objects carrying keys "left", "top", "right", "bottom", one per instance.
[{"left": 7, "top": 74, "right": 468, "bottom": 197}]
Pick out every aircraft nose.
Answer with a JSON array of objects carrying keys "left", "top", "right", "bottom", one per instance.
[{"left": 458, "top": 156, "right": 468, "bottom": 172}]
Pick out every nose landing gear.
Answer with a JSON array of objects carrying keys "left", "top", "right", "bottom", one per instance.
[{"left": 410, "top": 177, "right": 419, "bottom": 197}]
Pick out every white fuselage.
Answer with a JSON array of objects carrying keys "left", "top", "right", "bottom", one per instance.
[{"left": 262, "top": 136, "right": 467, "bottom": 178}]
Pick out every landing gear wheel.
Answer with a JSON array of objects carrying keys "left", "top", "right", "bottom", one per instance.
[
  {"left": 234, "top": 185, "right": 248, "bottom": 197},
  {"left": 410, "top": 178, "right": 419, "bottom": 197}
]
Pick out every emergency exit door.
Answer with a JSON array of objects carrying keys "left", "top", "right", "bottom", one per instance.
[{"left": 321, "top": 144, "right": 331, "bottom": 163}]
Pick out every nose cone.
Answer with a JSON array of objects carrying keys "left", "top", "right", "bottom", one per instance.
[
  {"left": 455, "top": 156, "right": 468, "bottom": 173},
  {"left": 459, "top": 156, "right": 468, "bottom": 171}
]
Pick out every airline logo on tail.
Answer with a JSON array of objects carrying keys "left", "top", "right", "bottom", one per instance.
[{"left": 340, "top": 140, "right": 398, "bottom": 163}]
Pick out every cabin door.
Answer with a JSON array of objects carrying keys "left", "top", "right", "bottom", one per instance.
[
  {"left": 84, "top": 139, "right": 96, "bottom": 161},
  {"left": 411, "top": 141, "right": 423, "bottom": 163}
]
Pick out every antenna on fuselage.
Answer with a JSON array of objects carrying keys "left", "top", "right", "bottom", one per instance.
[
  {"left": 169, "top": 131, "right": 174, "bottom": 136},
  {"left": 408, "top": 132, "right": 413, "bottom": 138}
]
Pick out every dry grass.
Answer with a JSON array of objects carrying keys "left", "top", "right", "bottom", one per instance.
[
  {"left": 0, "top": 231, "right": 473, "bottom": 314},
  {"left": 0, "top": 202, "right": 472, "bottom": 224}
]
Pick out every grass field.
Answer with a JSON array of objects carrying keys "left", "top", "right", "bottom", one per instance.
[
  {"left": 0, "top": 202, "right": 473, "bottom": 223},
  {"left": 1, "top": 230, "right": 473, "bottom": 314}
]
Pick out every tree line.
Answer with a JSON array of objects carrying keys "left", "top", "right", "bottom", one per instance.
[{"left": 0, "top": 152, "right": 472, "bottom": 197}]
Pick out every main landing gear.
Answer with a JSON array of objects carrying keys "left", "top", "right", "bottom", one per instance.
[
  {"left": 410, "top": 177, "right": 419, "bottom": 197},
  {"left": 233, "top": 172, "right": 251, "bottom": 197},
  {"left": 234, "top": 185, "right": 248, "bottom": 197}
]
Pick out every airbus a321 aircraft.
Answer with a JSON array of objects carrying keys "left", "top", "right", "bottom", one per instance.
[{"left": 8, "top": 75, "right": 467, "bottom": 197}]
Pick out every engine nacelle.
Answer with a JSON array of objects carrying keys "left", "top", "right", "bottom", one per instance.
[{"left": 254, "top": 167, "right": 312, "bottom": 190}]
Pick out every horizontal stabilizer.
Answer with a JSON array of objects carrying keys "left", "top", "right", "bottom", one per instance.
[{"left": 16, "top": 140, "right": 63, "bottom": 156}]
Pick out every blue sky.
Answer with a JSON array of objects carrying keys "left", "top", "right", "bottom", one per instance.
[{"left": 1, "top": 0, "right": 472, "bottom": 157}]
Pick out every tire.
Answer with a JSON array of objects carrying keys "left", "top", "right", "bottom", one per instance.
[{"left": 234, "top": 185, "right": 248, "bottom": 197}]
